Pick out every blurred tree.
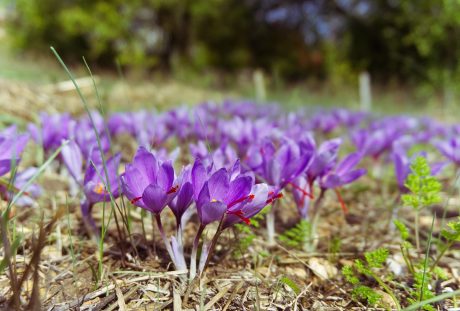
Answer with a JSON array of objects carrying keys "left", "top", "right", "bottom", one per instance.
[{"left": 7, "top": 0, "right": 460, "bottom": 85}]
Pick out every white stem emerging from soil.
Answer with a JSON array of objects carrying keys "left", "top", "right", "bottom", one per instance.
[
  {"left": 266, "top": 201, "right": 277, "bottom": 246},
  {"left": 155, "top": 214, "right": 177, "bottom": 269},
  {"left": 304, "top": 189, "right": 325, "bottom": 252},
  {"left": 189, "top": 224, "right": 205, "bottom": 280}
]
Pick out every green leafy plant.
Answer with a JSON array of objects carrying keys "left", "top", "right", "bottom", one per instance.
[
  {"left": 402, "top": 156, "right": 442, "bottom": 250},
  {"left": 394, "top": 217, "right": 450, "bottom": 311},
  {"left": 407, "top": 269, "right": 436, "bottom": 311},
  {"left": 342, "top": 248, "right": 401, "bottom": 310},
  {"left": 431, "top": 217, "right": 460, "bottom": 272},
  {"left": 279, "top": 219, "right": 312, "bottom": 249}
]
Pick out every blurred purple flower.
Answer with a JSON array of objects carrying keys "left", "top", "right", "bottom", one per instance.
[
  {"left": 0, "top": 168, "right": 42, "bottom": 207},
  {"left": 81, "top": 152, "right": 121, "bottom": 227},
  {"left": 434, "top": 137, "right": 460, "bottom": 166},
  {"left": 320, "top": 152, "right": 366, "bottom": 189},
  {"left": 28, "top": 113, "right": 73, "bottom": 153},
  {"left": 0, "top": 132, "right": 29, "bottom": 176}
]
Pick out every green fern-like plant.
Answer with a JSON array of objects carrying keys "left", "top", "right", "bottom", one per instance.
[
  {"left": 279, "top": 219, "right": 311, "bottom": 249},
  {"left": 233, "top": 208, "right": 267, "bottom": 258},
  {"left": 402, "top": 156, "right": 442, "bottom": 250},
  {"left": 430, "top": 217, "right": 460, "bottom": 272},
  {"left": 342, "top": 248, "right": 401, "bottom": 310},
  {"left": 407, "top": 269, "right": 436, "bottom": 311}
]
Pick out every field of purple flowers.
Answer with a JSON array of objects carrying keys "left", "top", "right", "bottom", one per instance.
[{"left": 1, "top": 97, "right": 460, "bottom": 310}]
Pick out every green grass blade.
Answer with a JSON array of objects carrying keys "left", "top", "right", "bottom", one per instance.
[{"left": 403, "top": 289, "right": 460, "bottom": 311}]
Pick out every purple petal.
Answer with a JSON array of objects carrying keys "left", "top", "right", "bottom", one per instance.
[
  {"left": 121, "top": 165, "right": 148, "bottom": 207},
  {"left": 199, "top": 201, "right": 227, "bottom": 225},
  {"left": 62, "top": 140, "right": 83, "bottom": 184},
  {"left": 336, "top": 152, "right": 362, "bottom": 175},
  {"left": 192, "top": 159, "right": 207, "bottom": 200},
  {"left": 169, "top": 181, "right": 194, "bottom": 220},
  {"left": 157, "top": 161, "right": 175, "bottom": 191},
  {"left": 225, "top": 176, "right": 252, "bottom": 205},
  {"left": 133, "top": 147, "right": 158, "bottom": 184},
  {"left": 207, "top": 168, "right": 230, "bottom": 201},
  {"left": 142, "top": 184, "right": 168, "bottom": 214}
]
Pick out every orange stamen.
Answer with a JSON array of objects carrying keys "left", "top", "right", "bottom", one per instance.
[{"left": 93, "top": 183, "right": 106, "bottom": 194}]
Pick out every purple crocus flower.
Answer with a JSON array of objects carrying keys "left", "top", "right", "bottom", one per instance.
[
  {"left": 0, "top": 167, "right": 42, "bottom": 207},
  {"left": 392, "top": 147, "right": 410, "bottom": 191},
  {"left": 194, "top": 167, "right": 256, "bottom": 226},
  {"left": 73, "top": 112, "right": 111, "bottom": 159},
  {"left": 223, "top": 183, "right": 269, "bottom": 228},
  {"left": 316, "top": 152, "right": 366, "bottom": 213},
  {"left": 121, "top": 147, "right": 178, "bottom": 214},
  {"left": 168, "top": 165, "right": 194, "bottom": 225},
  {"left": 62, "top": 140, "right": 121, "bottom": 230},
  {"left": 61, "top": 140, "right": 83, "bottom": 184},
  {"left": 81, "top": 151, "right": 121, "bottom": 229},
  {"left": 28, "top": 113, "right": 73, "bottom": 154},
  {"left": 252, "top": 139, "right": 312, "bottom": 191},
  {"left": 0, "top": 132, "right": 29, "bottom": 176},
  {"left": 305, "top": 138, "right": 342, "bottom": 187},
  {"left": 290, "top": 176, "right": 311, "bottom": 219},
  {"left": 434, "top": 137, "right": 460, "bottom": 166},
  {"left": 321, "top": 152, "right": 367, "bottom": 189}
]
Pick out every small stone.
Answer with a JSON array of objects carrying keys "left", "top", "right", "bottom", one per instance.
[
  {"left": 375, "top": 290, "right": 397, "bottom": 309},
  {"left": 308, "top": 258, "right": 338, "bottom": 280}
]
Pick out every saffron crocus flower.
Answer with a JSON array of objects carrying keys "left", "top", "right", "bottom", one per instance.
[
  {"left": 257, "top": 139, "right": 313, "bottom": 190},
  {"left": 320, "top": 152, "right": 367, "bottom": 190},
  {"left": 121, "top": 147, "right": 178, "bottom": 215},
  {"left": 28, "top": 113, "right": 73, "bottom": 154},
  {"left": 392, "top": 147, "right": 410, "bottom": 192},
  {"left": 73, "top": 113, "right": 111, "bottom": 159},
  {"left": 81, "top": 152, "right": 121, "bottom": 229},
  {"left": 195, "top": 167, "right": 254, "bottom": 226},
  {"left": 223, "top": 183, "right": 269, "bottom": 228},
  {"left": 168, "top": 165, "right": 194, "bottom": 225},
  {"left": 434, "top": 137, "right": 460, "bottom": 166},
  {"left": 290, "top": 176, "right": 311, "bottom": 219},
  {"left": 318, "top": 152, "right": 366, "bottom": 214},
  {"left": 61, "top": 140, "right": 83, "bottom": 184},
  {"left": 62, "top": 140, "right": 121, "bottom": 230},
  {"left": 305, "top": 138, "right": 342, "bottom": 186},
  {"left": 0, "top": 168, "right": 42, "bottom": 207},
  {"left": 0, "top": 133, "right": 29, "bottom": 176}
]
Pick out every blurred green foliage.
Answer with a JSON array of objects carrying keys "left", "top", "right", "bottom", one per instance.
[
  {"left": 6, "top": 0, "right": 460, "bottom": 87},
  {"left": 8, "top": 0, "right": 318, "bottom": 79}
]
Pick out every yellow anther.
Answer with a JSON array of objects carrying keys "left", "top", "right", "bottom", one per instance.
[{"left": 94, "top": 183, "right": 106, "bottom": 194}]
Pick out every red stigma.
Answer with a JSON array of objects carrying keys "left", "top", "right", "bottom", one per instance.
[
  {"left": 228, "top": 194, "right": 255, "bottom": 208},
  {"left": 289, "top": 182, "right": 314, "bottom": 199},
  {"left": 266, "top": 192, "right": 283, "bottom": 204},
  {"left": 227, "top": 209, "right": 251, "bottom": 225},
  {"left": 334, "top": 188, "right": 348, "bottom": 214},
  {"left": 167, "top": 185, "right": 179, "bottom": 194},
  {"left": 130, "top": 196, "right": 142, "bottom": 204}
]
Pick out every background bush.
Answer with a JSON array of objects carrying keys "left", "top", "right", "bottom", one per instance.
[{"left": 7, "top": 0, "right": 460, "bottom": 88}]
